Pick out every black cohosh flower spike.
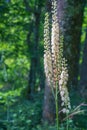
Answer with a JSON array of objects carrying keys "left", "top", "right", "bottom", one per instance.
[{"left": 44, "top": 0, "right": 71, "bottom": 114}]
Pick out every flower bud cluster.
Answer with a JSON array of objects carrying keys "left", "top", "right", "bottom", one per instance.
[
  {"left": 51, "top": 0, "right": 60, "bottom": 86},
  {"left": 59, "top": 59, "right": 71, "bottom": 113},
  {"left": 44, "top": 13, "right": 53, "bottom": 85}
]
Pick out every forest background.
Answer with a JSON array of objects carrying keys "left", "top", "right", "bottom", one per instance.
[{"left": 0, "top": 0, "right": 87, "bottom": 130}]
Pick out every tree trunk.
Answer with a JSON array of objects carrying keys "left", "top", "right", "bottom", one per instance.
[
  {"left": 24, "top": 0, "right": 45, "bottom": 97},
  {"left": 28, "top": 11, "right": 41, "bottom": 96},
  {"left": 79, "top": 28, "right": 87, "bottom": 102},
  {"left": 42, "top": 79, "right": 55, "bottom": 123},
  {"left": 63, "top": 0, "right": 85, "bottom": 89}
]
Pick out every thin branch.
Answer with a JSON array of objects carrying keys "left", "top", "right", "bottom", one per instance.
[{"left": 63, "top": 110, "right": 86, "bottom": 121}]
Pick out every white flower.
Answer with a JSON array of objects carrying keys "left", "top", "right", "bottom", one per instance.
[
  {"left": 61, "top": 96, "right": 65, "bottom": 101},
  {"left": 60, "top": 91, "right": 64, "bottom": 96},
  {"left": 59, "top": 79, "right": 63, "bottom": 86},
  {"left": 61, "top": 102, "right": 64, "bottom": 106},
  {"left": 62, "top": 108, "right": 66, "bottom": 113},
  {"left": 66, "top": 109, "right": 69, "bottom": 114},
  {"left": 68, "top": 104, "right": 71, "bottom": 109},
  {"left": 60, "top": 71, "right": 64, "bottom": 79}
]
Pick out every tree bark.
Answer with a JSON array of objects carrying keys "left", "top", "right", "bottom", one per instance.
[
  {"left": 63, "top": 0, "right": 85, "bottom": 89},
  {"left": 28, "top": 10, "right": 41, "bottom": 96},
  {"left": 79, "top": 28, "right": 87, "bottom": 102},
  {"left": 24, "top": 0, "right": 45, "bottom": 97},
  {"left": 42, "top": 79, "right": 55, "bottom": 123}
]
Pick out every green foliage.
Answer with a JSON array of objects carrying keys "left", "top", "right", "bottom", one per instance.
[
  {"left": 9, "top": 100, "right": 42, "bottom": 130},
  {"left": 0, "top": 0, "right": 44, "bottom": 130},
  {"left": 0, "top": 0, "right": 30, "bottom": 94},
  {"left": 0, "top": 92, "right": 43, "bottom": 130},
  {"left": 31, "top": 121, "right": 81, "bottom": 130},
  {"left": 0, "top": 88, "right": 87, "bottom": 130}
]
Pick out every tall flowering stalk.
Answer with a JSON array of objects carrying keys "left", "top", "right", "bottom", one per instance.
[
  {"left": 44, "top": 0, "right": 71, "bottom": 129},
  {"left": 44, "top": 12, "right": 53, "bottom": 88}
]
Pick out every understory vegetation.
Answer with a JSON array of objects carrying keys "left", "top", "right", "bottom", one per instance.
[{"left": 0, "top": 0, "right": 87, "bottom": 130}]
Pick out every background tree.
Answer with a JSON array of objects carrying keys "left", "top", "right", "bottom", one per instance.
[
  {"left": 79, "top": 29, "right": 87, "bottom": 101},
  {"left": 63, "top": 0, "right": 86, "bottom": 90},
  {"left": 23, "top": 0, "right": 45, "bottom": 97}
]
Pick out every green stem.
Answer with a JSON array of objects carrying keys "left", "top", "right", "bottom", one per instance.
[
  {"left": 55, "top": 82, "right": 59, "bottom": 130},
  {"left": 66, "top": 113, "right": 69, "bottom": 130}
]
